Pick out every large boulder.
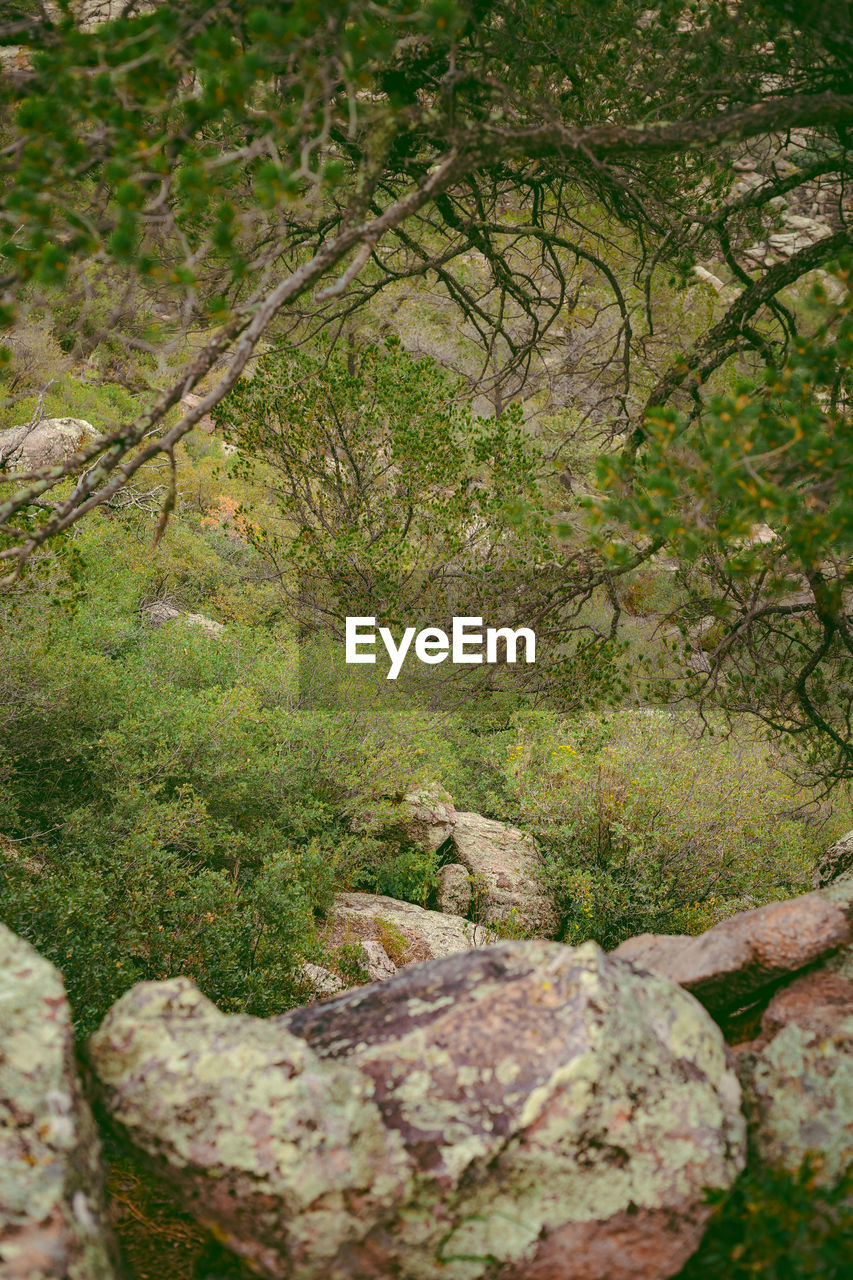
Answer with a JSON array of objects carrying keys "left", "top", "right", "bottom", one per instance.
[
  {"left": 0, "top": 418, "right": 93, "bottom": 474},
  {"left": 613, "top": 878, "right": 852, "bottom": 1017},
  {"left": 734, "top": 947, "right": 853, "bottom": 1185},
  {"left": 452, "top": 811, "right": 560, "bottom": 936},
  {"left": 0, "top": 925, "right": 117, "bottom": 1280},
  {"left": 326, "top": 891, "right": 493, "bottom": 964},
  {"left": 89, "top": 941, "right": 745, "bottom": 1280}
]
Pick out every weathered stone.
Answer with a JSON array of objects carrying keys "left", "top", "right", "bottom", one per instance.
[
  {"left": 299, "top": 962, "right": 346, "bottom": 1000},
  {"left": 328, "top": 891, "right": 493, "bottom": 966},
  {"left": 436, "top": 862, "right": 472, "bottom": 917},
  {"left": 0, "top": 418, "right": 93, "bottom": 474},
  {"left": 613, "top": 888, "right": 850, "bottom": 1016},
  {"left": 0, "top": 925, "right": 117, "bottom": 1280},
  {"left": 181, "top": 611, "right": 224, "bottom": 637},
  {"left": 735, "top": 964, "right": 853, "bottom": 1185},
  {"left": 359, "top": 938, "right": 397, "bottom": 982},
  {"left": 178, "top": 391, "right": 215, "bottom": 434},
  {"left": 142, "top": 601, "right": 223, "bottom": 637},
  {"left": 813, "top": 829, "right": 853, "bottom": 888},
  {"left": 91, "top": 942, "right": 745, "bottom": 1279},
  {"left": 452, "top": 810, "right": 560, "bottom": 936},
  {"left": 399, "top": 784, "right": 457, "bottom": 852}
]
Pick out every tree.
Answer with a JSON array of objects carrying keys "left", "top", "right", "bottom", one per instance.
[
  {"left": 1, "top": 0, "right": 852, "bottom": 584},
  {"left": 593, "top": 272, "right": 853, "bottom": 787},
  {"left": 214, "top": 337, "right": 549, "bottom": 641}
]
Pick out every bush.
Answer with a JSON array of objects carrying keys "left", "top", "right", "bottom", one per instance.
[
  {"left": 484, "top": 708, "right": 848, "bottom": 948},
  {"left": 678, "top": 1159, "right": 853, "bottom": 1279}
]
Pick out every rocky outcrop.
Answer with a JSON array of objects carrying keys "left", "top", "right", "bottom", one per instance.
[
  {"left": 613, "top": 878, "right": 852, "bottom": 1017},
  {"left": 813, "top": 828, "right": 853, "bottom": 888},
  {"left": 0, "top": 418, "right": 93, "bottom": 474},
  {"left": 399, "top": 784, "right": 456, "bottom": 852},
  {"left": 327, "top": 891, "right": 493, "bottom": 964},
  {"left": 0, "top": 925, "right": 117, "bottom": 1280},
  {"left": 299, "top": 962, "right": 346, "bottom": 1000},
  {"left": 142, "top": 600, "right": 224, "bottom": 637},
  {"left": 734, "top": 949, "right": 853, "bottom": 1185},
  {"left": 436, "top": 862, "right": 472, "bottom": 916},
  {"left": 452, "top": 811, "right": 560, "bottom": 936},
  {"left": 89, "top": 941, "right": 745, "bottom": 1280}
]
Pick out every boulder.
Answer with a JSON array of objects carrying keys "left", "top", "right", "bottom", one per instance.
[
  {"left": 452, "top": 810, "right": 560, "bottom": 936},
  {"left": 358, "top": 938, "right": 397, "bottom": 982},
  {"left": 327, "top": 891, "right": 493, "bottom": 964},
  {"left": 735, "top": 955, "right": 853, "bottom": 1185},
  {"left": 436, "top": 862, "right": 472, "bottom": 917},
  {"left": 613, "top": 879, "right": 852, "bottom": 1017},
  {"left": 142, "top": 601, "right": 224, "bottom": 637},
  {"left": 0, "top": 418, "right": 93, "bottom": 474},
  {"left": 398, "top": 784, "right": 457, "bottom": 852},
  {"left": 299, "top": 962, "right": 346, "bottom": 1001},
  {"left": 813, "top": 828, "right": 853, "bottom": 888},
  {"left": 179, "top": 391, "right": 215, "bottom": 434},
  {"left": 0, "top": 925, "right": 117, "bottom": 1280},
  {"left": 90, "top": 941, "right": 745, "bottom": 1280}
]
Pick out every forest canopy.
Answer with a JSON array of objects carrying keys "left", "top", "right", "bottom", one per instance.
[{"left": 1, "top": 0, "right": 853, "bottom": 781}]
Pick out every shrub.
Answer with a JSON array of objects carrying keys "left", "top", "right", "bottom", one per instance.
[
  {"left": 678, "top": 1159, "right": 853, "bottom": 1279},
  {"left": 489, "top": 708, "right": 849, "bottom": 948}
]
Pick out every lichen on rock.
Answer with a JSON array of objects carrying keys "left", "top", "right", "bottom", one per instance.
[
  {"left": 89, "top": 941, "right": 745, "bottom": 1279},
  {"left": 0, "top": 924, "right": 117, "bottom": 1280}
]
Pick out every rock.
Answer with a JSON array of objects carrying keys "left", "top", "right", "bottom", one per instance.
[
  {"left": 90, "top": 942, "right": 745, "bottom": 1279},
  {"left": 142, "top": 601, "right": 223, "bottom": 636},
  {"left": 452, "top": 810, "right": 560, "bottom": 936},
  {"left": 399, "top": 784, "right": 456, "bottom": 852},
  {"left": 299, "top": 962, "right": 346, "bottom": 1000},
  {"left": 735, "top": 964, "right": 853, "bottom": 1184},
  {"left": 0, "top": 925, "right": 117, "bottom": 1280},
  {"left": 0, "top": 418, "right": 93, "bottom": 474},
  {"left": 327, "top": 891, "right": 493, "bottom": 964},
  {"left": 358, "top": 938, "right": 397, "bottom": 982},
  {"left": 613, "top": 885, "right": 851, "bottom": 1017},
  {"left": 436, "top": 862, "right": 472, "bottom": 917},
  {"left": 182, "top": 611, "right": 224, "bottom": 637},
  {"left": 813, "top": 829, "right": 853, "bottom": 888},
  {"left": 179, "top": 391, "right": 215, "bottom": 434},
  {"left": 143, "top": 600, "right": 182, "bottom": 627}
]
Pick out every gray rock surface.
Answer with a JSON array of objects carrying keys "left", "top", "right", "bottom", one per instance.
[
  {"left": 329, "top": 891, "right": 493, "bottom": 962},
  {"left": 90, "top": 941, "right": 745, "bottom": 1279},
  {"left": 436, "top": 862, "right": 472, "bottom": 917},
  {"left": 452, "top": 810, "right": 560, "bottom": 936},
  {"left": 0, "top": 925, "right": 117, "bottom": 1280},
  {"left": 299, "top": 962, "right": 346, "bottom": 1000},
  {"left": 613, "top": 880, "right": 852, "bottom": 1016},
  {"left": 813, "top": 828, "right": 853, "bottom": 888},
  {"left": 358, "top": 938, "right": 397, "bottom": 982},
  {"left": 0, "top": 418, "right": 92, "bottom": 474},
  {"left": 735, "top": 960, "right": 853, "bottom": 1185},
  {"left": 399, "top": 784, "right": 457, "bottom": 852}
]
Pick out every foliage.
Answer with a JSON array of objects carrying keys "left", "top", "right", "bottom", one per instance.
[
  {"left": 0, "top": 496, "right": 442, "bottom": 1035},
  {"left": 678, "top": 1158, "right": 853, "bottom": 1280},
  {"left": 2, "top": 0, "right": 852, "bottom": 577},
  {"left": 592, "top": 275, "right": 853, "bottom": 785},
  {"left": 486, "top": 708, "right": 843, "bottom": 947},
  {"left": 215, "top": 338, "right": 548, "bottom": 635}
]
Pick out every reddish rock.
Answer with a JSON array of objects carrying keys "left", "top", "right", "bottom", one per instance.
[{"left": 613, "top": 888, "right": 850, "bottom": 1016}]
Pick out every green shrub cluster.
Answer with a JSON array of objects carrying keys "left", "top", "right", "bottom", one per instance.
[
  {"left": 449, "top": 707, "right": 849, "bottom": 948},
  {"left": 678, "top": 1160, "right": 853, "bottom": 1279}
]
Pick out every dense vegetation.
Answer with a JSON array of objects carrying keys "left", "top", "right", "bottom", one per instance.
[{"left": 2, "top": 3, "right": 853, "bottom": 1276}]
